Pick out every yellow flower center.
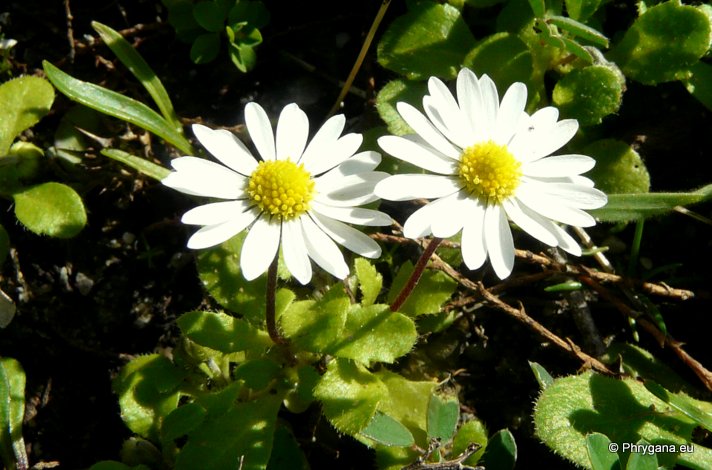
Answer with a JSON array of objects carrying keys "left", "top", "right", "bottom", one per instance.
[
  {"left": 458, "top": 141, "right": 522, "bottom": 203},
  {"left": 247, "top": 160, "right": 315, "bottom": 220}
]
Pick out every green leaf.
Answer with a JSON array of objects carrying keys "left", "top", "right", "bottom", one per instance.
[
  {"left": 354, "top": 258, "right": 382, "bottom": 306},
  {"left": 92, "top": 22, "right": 182, "bottom": 132},
  {"left": 375, "top": 79, "right": 429, "bottom": 136},
  {"left": 533, "top": 370, "right": 699, "bottom": 468},
  {"left": 177, "top": 311, "right": 271, "bottom": 353},
  {"left": 684, "top": 61, "right": 712, "bottom": 112},
  {"left": 192, "top": 1, "right": 225, "bottom": 32},
  {"left": 482, "top": 429, "right": 517, "bottom": 470},
  {"left": 233, "top": 358, "right": 282, "bottom": 390},
  {"left": 228, "top": 1, "right": 270, "bottom": 29},
  {"left": 361, "top": 412, "right": 415, "bottom": 447},
  {"left": 591, "top": 184, "right": 712, "bottom": 222},
  {"left": 552, "top": 65, "right": 623, "bottom": 126},
  {"left": 0, "top": 75, "right": 54, "bottom": 156},
  {"left": 527, "top": 0, "right": 545, "bottom": 17},
  {"left": 12, "top": 182, "right": 87, "bottom": 238},
  {"left": 625, "top": 439, "right": 658, "bottom": 470},
  {"left": 584, "top": 139, "right": 650, "bottom": 195},
  {"left": 377, "top": 1, "right": 476, "bottom": 80},
  {"left": 113, "top": 354, "right": 184, "bottom": 441},
  {"left": 643, "top": 381, "right": 712, "bottom": 432},
  {"left": 280, "top": 296, "right": 349, "bottom": 353},
  {"left": 283, "top": 365, "right": 320, "bottom": 414},
  {"left": 190, "top": 32, "right": 221, "bottom": 64},
  {"left": 0, "top": 142, "right": 42, "bottom": 195},
  {"left": 101, "top": 149, "right": 170, "bottom": 181},
  {"left": 196, "top": 232, "right": 267, "bottom": 325},
  {"left": 451, "top": 419, "right": 488, "bottom": 466},
  {"left": 608, "top": 1, "right": 712, "bottom": 84},
  {"left": 43, "top": 61, "right": 193, "bottom": 154},
  {"left": 267, "top": 425, "right": 309, "bottom": 470},
  {"left": 426, "top": 394, "right": 459, "bottom": 441},
  {"left": 547, "top": 16, "right": 609, "bottom": 48},
  {"left": 161, "top": 403, "right": 207, "bottom": 442},
  {"left": 228, "top": 41, "right": 258, "bottom": 73},
  {"left": 313, "top": 358, "right": 388, "bottom": 435},
  {"left": 528, "top": 361, "right": 554, "bottom": 389},
  {"left": 176, "top": 394, "right": 282, "bottom": 470},
  {"left": 0, "top": 358, "right": 27, "bottom": 470},
  {"left": 463, "top": 33, "right": 534, "bottom": 89},
  {"left": 565, "top": 0, "right": 602, "bottom": 21},
  {"left": 330, "top": 304, "right": 418, "bottom": 366},
  {"left": 387, "top": 260, "right": 456, "bottom": 316},
  {"left": 586, "top": 432, "right": 620, "bottom": 470},
  {"left": 53, "top": 105, "right": 104, "bottom": 162}
]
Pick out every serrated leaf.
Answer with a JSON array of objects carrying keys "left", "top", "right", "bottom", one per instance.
[
  {"left": 361, "top": 412, "right": 415, "bottom": 447},
  {"left": 608, "top": 1, "right": 711, "bottom": 84},
  {"left": 43, "top": 61, "right": 193, "bottom": 154},
  {"left": 175, "top": 394, "right": 281, "bottom": 470},
  {"left": 102, "top": 149, "right": 170, "bottom": 181},
  {"left": 377, "top": 1, "right": 476, "bottom": 80},
  {"left": 12, "top": 182, "right": 87, "bottom": 238},
  {"left": 375, "top": 79, "right": 428, "bottom": 137},
  {"left": 92, "top": 22, "right": 182, "bottom": 132},
  {"left": 354, "top": 258, "right": 383, "bottom": 307},
  {"left": 565, "top": 0, "right": 602, "bottom": 21},
  {"left": 427, "top": 394, "right": 459, "bottom": 441},
  {"left": 0, "top": 75, "right": 54, "bottom": 155},
  {"left": 528, "top": 361, "right": 554, "bottom": 389},
  {"left": 482, "top": 429, "right": 517, "bottom": 470},
  {"left": 463, "top": 32, "right": 534, "bottom": 89},
  {"left": 584, "top": 139, "right": 650, "bottom": 195},
  {"left": 684, "top": 61, "right": 712, "bottom": 112},
  {"left": 388, "top": 261, "right": 456, "bottom": 316},
  {"left": 161, "top": 403, "right": 207, "bottom": 442},
  {"left": 190, "top": 32, "right": 220, "bottom": 64},
  {"left": 553, "top": 65, "right": 623, "bottom": 126},
  {"left": 196, "top": 232, "right": 267, "bottom": 325},
  {"left": 192, "top": 1, "right": 225, "bottom": 32},
  {"left": 313, "top": 358, "right": 388, "bottom": 435},
  {"left": 330, "top": 304, "right": 418, "bottom": 366},
  {"left": 586, "top": 433, "right": 620, "bottom": 470},
  {"left": 177, "top": 311, "right": 271, "bottom": 353},
  {"left": 590, "top": 184, "right": 712, "bottom": 222},
  {"left": 113, "top": 355, "right": 184, "bottom": 441},
  {"left": 280, "top": 296, "right": 349, "bottom": 352},
  {"left": 0, "top": 358, "right": 27, "bottom": 470},
  {"left": 533, "top": 370, "right": 698, "bottom": 468},
  {"left": 451, "top": 419, "right": 488, "bottom": 466},
  {"left": 547, "top": 15, "right": 609, "bottom": 48}
]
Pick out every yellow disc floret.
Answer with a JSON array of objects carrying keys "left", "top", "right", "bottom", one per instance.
[
  {"left": 458, "top": 140, "right": 522, "bottom": 203},
  {"left": 247, "top": 160, "right": 315, "bottom": 220}
]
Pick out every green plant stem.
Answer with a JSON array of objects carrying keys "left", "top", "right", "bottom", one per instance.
[
  {"left": 390, "top": 237, "right": 443, "bottom": 312},
  {"left": 265, "top": 257, "right": 286, "bottom": 345},
  {"left": 627, "top": 219, "right": 645, "bottom": 277}
]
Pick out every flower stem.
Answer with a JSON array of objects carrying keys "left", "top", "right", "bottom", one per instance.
[
  {"left": 390, "top": 237, "right": 443, "bottom": 312},
  {"left": 265, "top": 257, "right": 286, "bottom": 345}
]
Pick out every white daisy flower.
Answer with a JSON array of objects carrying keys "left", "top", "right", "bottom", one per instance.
[
  {"left": 375, "top": 68, "right": 607, "bottom": 280},
  {"left": 163, "top": 102, "right": 392, "bottom": 284}
]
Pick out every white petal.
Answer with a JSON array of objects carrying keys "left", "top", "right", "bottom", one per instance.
[
  {"left": 484, "top": 203, "right": 515, "bottom": 279},
  {"left": 478, "top": 74, "right": 500, "bottom": 140},
  {"left": 528, "top": 182, "right": 608, "bottom": 209},
  {"left": 301, "top": 215, "right": 349, "bottom": 279},
  {"left": 186, "top": 209, "right": 259, "bottom": 249},
  {"left": 516, "top": 185, "right": 597, "bottom": 227},
  {"left": 282, "top": 218, "right": 312, "bottom": 284},
  {"left": 402, "top": 202, "right": 436, "bottom": 239},
  {"left": 502, "top": 198, "right": 557, "bottom": 246},
  {"left": 396, "top": 102, "right": 460, "bottom": 158},
  {"left": 374, "top": 174, "right": 460, "bottom": 201},
  {"left": 426, "top": 77, "right": 471, "bottom": 147},
  {"left": 304, "top": 133, "right": 363, "bottom": 176},
  {"left": 181, "top": 200, "right": 251, "bottom": 225},
  {"left": 240, "top": 217, "right": 281, "bottom": 280},
  {"left": 430, "top": 191, "right": 469, "bottom": 238},
  {"left": 522, "top": 154, "right": 596, "bottom": 177},
  {"left": 550, "top": 223, "right": 582, "bottom": 256},
  {"left": 276, "top": 103, "right": 309, "bottom": 161},
  {"left": 378, "top": 135, "right": 458, "bottom": 174},
  {"left": 311, "top": 212, "right": 381, "bottom": 258},
  {"left": 508, "top": 107, "right": 562, "bottom": 160},
  {"left": 495, "top": 82, "right": 527, "bottom": 145},
  {"left": 245, "top": 102, "right": 276, "bottom": 161},
  {"left": 527, "top": 119, "right": 579, "bottom": 161},
  {"left": 318, "top": 151, "right": 381, "bottom": 182},
  {"left": 456, "top": 68, "right": 483, "bottom": 139},
  {"left": 163, "top": 157, "right": 245, "bottom": 199},
  {"left": 300, "top": 114, "right": 345, "bottom": 167},
  {"left": 316, "top": 172, "right": 389, "bottom": 207},
  {"left": 461, "top": 198, "right": 487, "bottom": 270},
  {"left": 192, "top": 124, "right": 257, "bottom": 175},
  {"left": 423, "top": 96, "right": 470, "bottom": 149},
  {"left": 311, "top": 201, "right": 392, "bottom": 226}
]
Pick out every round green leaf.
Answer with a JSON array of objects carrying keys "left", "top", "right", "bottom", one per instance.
[
  {"left": 608, "top": 1, "right": 712, "bottom": 84},
  {"left": 584, "top": 139, "right": 650, "bottom": 194},
  {"left": 452, "top": 419, "right": 488, "bottom": 466},
  {"left": 553, "top": 65, "right": 623, "bottom": 126},
  {"left": 12, "top": 182, "right": 87, "bottom": 238},
  {"left": 377, "top": 2, "right": 476, "bottom": 80},
  {"left": 190, "top": 32, "right": 220, "bottom": 64},
  {"left": 0, "top": 76, "right": 55, "bottom": 156},
  {"left": 463, "top": 32, "right": 534, "bottom": 90},
  {"left": 192, "top": 1, "right": 225, "bottom": 32}
]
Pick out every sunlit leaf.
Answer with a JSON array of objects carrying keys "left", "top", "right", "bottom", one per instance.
[
  {"left": 426, "top": 394, "right": 459, "bottom": 441},
  {"left": 547, "top": 16, "right": 609, "bottom": 48},
  {"left": 101, "top": 149, "right": 171, "bottom": 181},
  {"left": 361, "top": 412, "right": 415, "bottom": 447},
  {"left": 0, "top": 75, "right": 54, "bottom": 155},
  {"left": 463, "top": 32, "right": 534, "bottom": 89},
  {"left": 375, "top": 79, "right": 428, "bottom": 136},
  {"left": 585, "top": 139, "right": 650, "bottom": 195},
  {"left": 177, "top": 311, "right": 272, "bottom": 353},
  {"left": 591, "top": 184, "right": 712, "bottom": 222},
  {"left": 12, "top": 182, "right": 87, "bottom": 238},
  {"left": 625, "top": 439, "right": 658, "bottom": 470},
  {"left": 354, "top": 258, "right": 383, "bottom": 307},
  {"left": 280, "top": 296, "right": 349, "bottom": 353},
  {"left": 643, "top": 381, "right": 712, "bottom": 432},
  {"left": 586, "top": 432, "right": 620, "bottom": 470},
  {"left": 552, "top": 65, "right": 623, "bottom": 126},
  {"left": 529, "top": 361, "right": 554, "bottom": 389},
  {"left": 387, "top": 261, "right": 456, "bottom": 316},
  {"left": 451, "top": 419, "right": 488, "bottom": 466}
]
